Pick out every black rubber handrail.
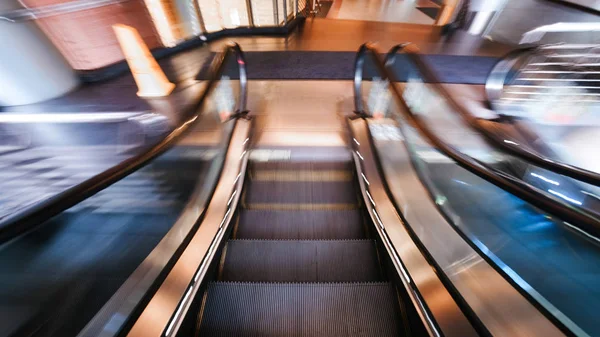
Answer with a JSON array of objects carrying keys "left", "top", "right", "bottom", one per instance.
[
  {"left": 465, "top": 46, "right": 600, "bottom": 186},
  {"left": 353, "top": 42, "right": 600, "bottom": 238},
  {"left": 0, "top": 42, "right": 248, "bottom": 244}
]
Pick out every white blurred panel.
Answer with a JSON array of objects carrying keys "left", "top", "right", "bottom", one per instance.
[
  {"left": 252, "top": 0, "right": 276, "bottom": 25},
  {"left": 219, "top": 0, "right": 250, "bottom": 28}
]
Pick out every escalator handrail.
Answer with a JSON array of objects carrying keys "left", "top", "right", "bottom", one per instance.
[
  {"left": 0, "top": 42, "right": 248, "bottom": 244},
  {"left": 482, "top": 46, "right": 600, "bottom": 186},
  {"left": 484, "top": 47, "right": 535, "bottom": 105},
  {"left": 353, "top": 42, "right": 600, "bottom": 239},
  {"left": 353, "top": 43, "right": 411, "bottom": 116}
]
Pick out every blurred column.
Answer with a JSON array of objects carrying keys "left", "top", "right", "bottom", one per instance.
[{"left": 0, "top": 1, "right": 78, "bottom": 106}]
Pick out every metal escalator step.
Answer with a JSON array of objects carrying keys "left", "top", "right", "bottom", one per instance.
[
  {"left": 244, "top": 180, "right": 358, "bottom": 205},
  {"left": 250, "top": 170, "right": 353, "bottom": 182},
  {"left": 199, "top": 282, "right": 403, "bottom": 337},
  {"left": 220, "top": 240, "right": 382, "bottom": 282},
  {"left": 235, "top": 209, "right": 365, "bottom": 240},
  {"left": 250, "top": 160, "right": 353, "bottom": 172}
]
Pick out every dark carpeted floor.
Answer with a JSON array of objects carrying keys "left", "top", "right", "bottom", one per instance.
[{"left": 197, "top": 51, "right": 497, "bottom": 84}]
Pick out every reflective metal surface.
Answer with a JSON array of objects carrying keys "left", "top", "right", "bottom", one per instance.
[
  {"left": 349, "top": 118, "right": 479, "bottom": 337},
  {"left": 485, "top": 48, "right": 534, "bottom": 106},
  {"left": 77, "top": 116, "right": 234, "bottom": 337},
  {"left": 126, "top": 118, "right": 251, "bottom": 337},
  {"left": 369, "top": 118, "right": 568, "bottom": 337}
]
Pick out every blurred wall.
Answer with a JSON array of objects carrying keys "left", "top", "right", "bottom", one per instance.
[
  {"left": 22, "top": 0, "right": 163, "bottom": 70},
  {"left": 0, "top": 0, "right": 79, "bottom": 106},
  {"left": 486, "top": 0, "right": 600, "bottom": 44},
  {"left": 561, "top": 0, "right": 600, "bottom": 11}
]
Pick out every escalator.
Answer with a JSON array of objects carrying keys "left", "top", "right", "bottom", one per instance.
[
  {"left": 5, "top": 40, "right": 582, "bottom": 337},
  {"left": 2, "top": 43, "right": 434, "bottom": 337},
  {"left": 5, "top": 41, "right": 542, "bottom": 337},
  {"left": 195, "top": 153, "right": 413, "bottom": 336}
]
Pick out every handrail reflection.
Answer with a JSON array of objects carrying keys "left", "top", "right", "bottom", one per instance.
[
  {"left": 353, "top": 42, "right": 600, "bottom": 239},
  {"left": 0, "top": 42, "right": 248, "bottom": 244}
]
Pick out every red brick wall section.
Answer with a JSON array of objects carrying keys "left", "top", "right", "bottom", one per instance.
[{"left": 24, "top": 0, "right": 163, "bottom": 70}]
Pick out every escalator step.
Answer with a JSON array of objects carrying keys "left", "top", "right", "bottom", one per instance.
[
  {"left": 250, "top": 169, "right": 353, "bottom": 182},
  {"left": 250, "top": 160, "right": 353, "bottom": 172},
  {"left": 220, "top": 240, "right": 382, "bottom": 282},
  {"left": 244, "top": 180, "right": 358, "bottom": 206},
  {"left": 198, "top": 282, "right": 403, "bottom": 337},
  {"left": 235, "top": 209, "right": 365, "bottom": 240}
]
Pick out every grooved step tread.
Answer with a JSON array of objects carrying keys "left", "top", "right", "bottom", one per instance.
[
  {"left": 220, "top": 240, "right": 382, "bottom": 282},
  {"left": 244, "top": 180, "right": 358, "bottom": 205},
  {"left": 250, "top": 170, "right": 353, "bottom": 182},
  {"left": 250, "top": 160, "right": 353, "bottom": 172},
  {"left": 199, "top": 282, "right": 403, "bottom": 337},
  {"left": 235, "top": 209, "right": 365, "bottom": 240}
]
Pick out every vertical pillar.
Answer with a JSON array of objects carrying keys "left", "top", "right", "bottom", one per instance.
[
  {"left": 0, "top": 1, "right": 78, "bottom": 106},
  {"left": 190, "top": 0, "right": 207, "bottom": 34},
  {"left": 246, "top": 0, "right": 255, "bottom": 26},
  {"left": 272, "top": 0, "right": 279, "bottom": 24}
]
